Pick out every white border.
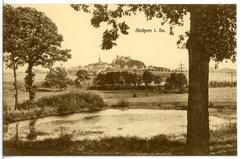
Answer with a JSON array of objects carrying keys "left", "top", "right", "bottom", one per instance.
[{"left": 1, "top": 0, "right": 239, "bottom": 159}]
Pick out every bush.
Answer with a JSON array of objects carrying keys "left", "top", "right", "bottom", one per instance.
[
  {"left": 133, "top": 93, "right": 137, "bottom": 98},
  {"left": 165, "top": 73, "right": 187, "bottom": 93},
  {"left": 113, "top": 99, "right": 129, "bottom": 108},
  {"left": 2, "top": 92, "right": 107, "bottom": 122},
  {"left": 18, "top": 92, "right": 105, "bottom": 111},
  {"left": 3, "top": 92, "right": 106, "bottom": 123}
]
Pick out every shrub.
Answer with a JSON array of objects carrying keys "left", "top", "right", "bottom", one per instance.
[
  {"left": 165, "top": 73, "right": 187, "bottom": 93},
  {"left": 4, "top": 92, "right": 107, "bottom": 122},
  {"left": 18, "top": 92, "right": 105, "bottom": 111},
  {"left": 113, "top": 99, "right": 129, "bottom": 108},
  {"left": 5, "top": 92, "right": 106, "bottom": 122},
  {"left": 133, "top": 93, "right": 137, "bottom": 98}
]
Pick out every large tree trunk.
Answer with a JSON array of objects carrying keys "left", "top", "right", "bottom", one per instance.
[
  {"left": 185, "top": 7, "right": 210, "bottom": 155},
  {"left": 25, "top": 63, "right": 36, "bottom": 101},
  {"left": 13, "top": 63, "right": 18, "bottom": 110}
]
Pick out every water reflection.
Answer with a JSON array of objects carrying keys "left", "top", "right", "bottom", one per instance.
[
  {"left": 4, "top": 109, "right": 228, "bottom": 141},
  {"left": 27, "top": 120, "right": 37, "bottom": 140},
  {"left": 15, "top": 123, "right": 19, "bottom": 140}
]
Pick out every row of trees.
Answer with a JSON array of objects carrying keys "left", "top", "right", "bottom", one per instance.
[
  {"left": 94, "top": 71, "right": 162, "bottom": 87},
  {"left": 42, "top": 68, "right": 235, "bottom": 91},
  {"left": 95, "top": 71, "right": 139, "bottom": 86},
  {"left": 93, "top": 70, "right": 187, "bottom": 92},
  {"left": 209, "top": 81, "right": 237, "bottom": 88},
  {"left": 41, "top": 68, "right": 188, "bottom": 92},
  {"left": 3, "top": 5, "right": 71, "bottom": 109}
]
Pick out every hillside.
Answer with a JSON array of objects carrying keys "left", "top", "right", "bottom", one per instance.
[{"left": 112, "top": 55, "right": 145, "bottom": 69}]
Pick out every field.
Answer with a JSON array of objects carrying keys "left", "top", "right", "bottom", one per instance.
[
  {"left": 3, "top": 77, "right": 237, "bottom": 156},
  {"left": 3, "top": 70, "right": 236, "bottom": 84},
  {"left": 4, "top": 82, "right": 236, "bottom": 121}
]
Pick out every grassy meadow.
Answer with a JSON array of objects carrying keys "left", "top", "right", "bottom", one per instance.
[{"left": 3, "top": 72, "right": 237, "bottom": 156}]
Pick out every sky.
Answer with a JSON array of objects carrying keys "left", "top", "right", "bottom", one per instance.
[{"left": 10, "top": 4, "right": 236, "bottom": 71}]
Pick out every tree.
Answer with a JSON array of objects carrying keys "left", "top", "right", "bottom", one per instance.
[
  {"left": 43, "top": 67, "right": 71, "bottom": 91},
  {"left": 76, "top": 69, "right": 90, "bottom": 86},
  {"left": 124, "top": 72, "right": 138, "bottom": 86},
  {"left": 165, "top": 73, "right": 187, "bottom": 92},
  {"left": 71, "top": 4, "right": 236, "bottom": 155},
  {"left": 143, "top": 71, "right": 154, "bottom": 86},
  {"left": 3, "top": 4, "right": 25, "bottom": 110},
  {"left": 94, "top": 72, "right": 105, "bottom": 86},
  {"left": 94, "top": 71, "right": 138, "bottom": 87},
  {"left": 8, "top": 5, "right": 71, "bottom": 101},
  {"left": 154, "top": 75, "right": 162, "bottom": 85}
]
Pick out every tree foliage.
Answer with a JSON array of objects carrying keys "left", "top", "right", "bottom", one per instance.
[
  {"left": 165, "top": 73, "right": 187, "bottom": 93},
  {"left": 43, "top": 67, "right": 72, "bottom": 91},
  {"left": 4, "top": 5, "right": 71, "bottom": 100},
  {"left": 3, "top": 4, "right": 25, "bottom": 69},
  {"left": 94, "top": 71, "right": 138, "bottom": 86},
  {"left": 71, "top": 4, "right": 236, "bottom": 62},
  {"left": 154, "top": 75, "right": 162, "bottom": 84},
  {"left": 3, "top": 4, "right": 25, "bottom": 109},
  {"left": 73, "top": 4, "right": 235, "bottom": 155},
  {"left": 143, "top": 71, "right": 155, "bottom": 86},
  {"left": 75, "top": 69, "right": 90, "bottom": 86}
]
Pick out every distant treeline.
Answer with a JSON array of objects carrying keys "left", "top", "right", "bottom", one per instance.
[
  {"left": 91, "top": 71, "right": 162, "bottom": 88},
  {"left": 39, "top": 68, "right": 236, "bottom": 92},
  {"left": 209, "top": 81, "right": 236, "bottom": 88},
  {"left": 88, "top": 85, "right": 161, "bottom": 90},
  {"left": 89, "top": 71, "right": 188, "bottom": 93},
  {"left": 94, "top": 71, "right": 141, "bottom": 86}
]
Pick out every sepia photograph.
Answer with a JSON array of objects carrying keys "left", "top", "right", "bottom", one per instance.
[{"left": 2, "top": 3, "right": 237, "bottom": 156}]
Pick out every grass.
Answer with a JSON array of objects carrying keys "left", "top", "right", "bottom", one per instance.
[
  {"left": 3, "top": 134, "right": 185, "bottom": 156},
  {"left": 3, "top": 85, "right": 237, "bottom": 155},
  {"left": 3, "top": 87, "right": 236, "bottom": 123},
  {"left": 4, "top": 86, "right": 236, "bottom": 110},
  {"left": 3, "top": 122, "right": 237, "bottom": 156},
  {"left": 209, "top": 122, "right": 237, "bottom": 155}
]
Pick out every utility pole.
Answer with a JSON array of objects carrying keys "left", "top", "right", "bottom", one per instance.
[{"left": 179, "top": 61, "right": 185, "bottom": 73}]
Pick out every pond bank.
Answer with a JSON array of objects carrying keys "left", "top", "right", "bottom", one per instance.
[
  {"left": 4, "top": 100, "right": 236, "bottom": 124},
  {"left": 4, "top": 122, "right": 237, "bottom": 156}
]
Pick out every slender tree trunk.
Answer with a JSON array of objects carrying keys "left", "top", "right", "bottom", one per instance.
[
  {"left": 25, "top": 63, "right": 36, "bottom": 101},
  {"left": 185, "top": 7, "right": 210, "bottom": 155},
  {"left": 13, "top": 63, "right": 18, "bottom": 110},
  {"left": 15, "top": 123, "right": 19, "bottom": 141}
]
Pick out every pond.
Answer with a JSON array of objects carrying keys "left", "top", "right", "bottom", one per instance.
[{"left": 4, "top": 109, "right": 228, "bottom": 141}]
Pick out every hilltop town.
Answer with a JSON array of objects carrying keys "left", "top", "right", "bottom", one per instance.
[{"left": 67, "top": 55, "right": 187, "bottom": 75}]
